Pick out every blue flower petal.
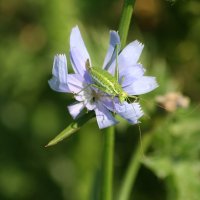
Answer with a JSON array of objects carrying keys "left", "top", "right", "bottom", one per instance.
[
  {"left": 85, "top": 101, "right": 96, "bottom": 110},
  {"left": 48, "top": 54, "right": 69, "bottom": 92},
  {"left": 115, "top": 101, "right": 143, "bottom": 124},
  {"left": 103, "top": 31, "right": 120, "bottom": 70},
  {"left": 124, "top": 76, "right": 158, "bottom": 95},
  {"left": 67, "top": 74, "right": 85, "bottom": 93},
  {"left": 108, "top": 40, "right": 144, "bottom": 75},
  {"left": 118, "top": 40, "right": 144, "bottom": 66},
  {"left": 67, "top": 74, "right": 94, "bottom": 105},
  {"left": 70, "top": 48, "right": 86, "bottom": 76},
  {"left": 94, "top": 102, "right": 118, "bottom": 129},
  {"left": 120, "top": 64, "right": 145, "bottom": 87},
  {"left": 68, "top": 102, "right": 85, "bottom": 119},
  {"left": 70, "top": 26, "right": 91, "bottom": 76},
  {"left": 102, "top": 97, "right": 143, "bottom": 124}
]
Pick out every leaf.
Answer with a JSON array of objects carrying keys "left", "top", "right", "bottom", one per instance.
[
  {"left": 166, "top": 162, "right": 200, "bottom": 200},
  {"left": 45, "top": 112, "right": 95, "bottom": 147},
  {"left": 143, "top": 157, "right": 172, "bottom": 178},
  {"left": 143, "top": 106, "right": 200, "bottom": 200}
]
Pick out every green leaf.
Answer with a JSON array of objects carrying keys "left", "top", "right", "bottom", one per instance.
[
  {"left": 170, "top": 162, "right": 200, "bottom": 200},
  {"left": 45, "top": 112, "right": 95, "bottom": 147},
  {"left": 143, "top": 106, "right": 200, "bottom": 200}
]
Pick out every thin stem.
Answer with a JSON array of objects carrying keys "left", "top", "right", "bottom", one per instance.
[
  {"left": 118, "top": 0, "right": 136, "bottom": 48},
  {"left": 118, "top": 133, "right": 153, "bottom": 200},
  {"left": 100, "top": 1, "right": 137, "bottom": 199},
  {"left": 101, "top": 126, "right": 115, "bottom": 200}
]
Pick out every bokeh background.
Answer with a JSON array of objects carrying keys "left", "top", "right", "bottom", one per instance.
[{"left": 1, "top": 0, "right": 200, "bottom": 199}]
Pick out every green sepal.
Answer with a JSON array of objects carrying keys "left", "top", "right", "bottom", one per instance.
[{"left": 45, "top": 111, "right": 95, "bottom": 147}]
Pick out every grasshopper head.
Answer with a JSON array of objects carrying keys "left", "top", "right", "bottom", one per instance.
[
  {"left": 85, "top": 59, "right": 91, "bottom": 70},
  {"left": 119, "top": 91, "right": 128, "bottom": 103}
]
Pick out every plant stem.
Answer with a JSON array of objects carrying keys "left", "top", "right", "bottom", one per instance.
[
  {"left": 118, "top": 0, "right": 136, "bottom": 48},
  {"left": 100, "top": 1, "right": 137, "bottom": 199},
  {"left": 101, "top": 126, "right": 115, "bottom": 200},
  {"left": 118, "top": 132, "right": 154, "bottom": 200}
]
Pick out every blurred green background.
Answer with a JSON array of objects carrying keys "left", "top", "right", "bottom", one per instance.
[{"left": 1, "top": 0, "right": 200, "bottom": 199}]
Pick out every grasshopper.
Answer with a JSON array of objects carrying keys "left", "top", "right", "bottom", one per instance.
[
  {"left": 84, "top": 44, "right": 138, "bottom": 104},
  {"left": 85, "top": 46, "right": 144, "bottom": 153}
]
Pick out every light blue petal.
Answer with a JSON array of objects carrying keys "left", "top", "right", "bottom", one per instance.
[
  {"left": 103, "top": 31, "right": 120, "bottom": 70},
  {"left": 101, "top": 97, "right": 143, "bottom": 124},
  {"left": 67, "top": 74, "right": 85, "bottom": 93},
  {"left": 85, "top": 101, "right": 96, "bottom": 111},
  {"left": 115, "top": 102, "right": 143, "bottom": 124},
  {"left": 70, "top": 26, "right": 91, "bottom": 76},
  {"left": 67, "top": 74, "right": 94, "bottom": 106},
  {"left": 94, "top": 102, "right": 118, "bottom": 129},
  {"left": 68, "top": 102, "right": 85, "bottom": 119},
  {"left": 101, "top": 96, "right": 116, "bottom": 112},
  {"left": 120, "top": 64, "right": 145, "bottom": 87},
  {"left": 48, "top": 54, "right": 69, "bottom": 92},
  {"left": 124, "top": 76, "right": 158, "bottom": 95},
  {"left": 118, "top": 40, "right": 144, "bottom": 66},
  {"left": 108, "top": 40, "right": 144, "bottom": 75},
  {"left": 70, "top": 48, "right": 86, "bottom": 76}
]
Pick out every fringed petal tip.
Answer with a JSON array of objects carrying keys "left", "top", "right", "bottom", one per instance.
[
  {"left": 54, "top": 54, "right": 67, "bottom": 58},
  {"left": 52, "top": 54, "right": 67, "bottom": 74},
  {"left": 108, "top": 39, "right": 144, "bottom": 75},
  {"left": 115, "top": 102, "right": 144, "bottom": 125},
  {"left": 133, "top": 40, "right": 144, "bottom": 49}
]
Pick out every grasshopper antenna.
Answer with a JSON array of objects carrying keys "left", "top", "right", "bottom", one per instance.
[
  {"left": 126, "top": 97, "right": 145, "bottom": 158},
  {"left": 138, "top": 122, "right": 145, "bottom": 158}
]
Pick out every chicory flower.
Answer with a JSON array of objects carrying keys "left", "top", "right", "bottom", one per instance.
[{"left": 49, "top": 26, "right": 158, "bottom": 129}]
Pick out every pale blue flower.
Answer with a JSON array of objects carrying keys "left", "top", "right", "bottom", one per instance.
[{"left": 49, "top": 26, "right": 158, "bottom": 129}]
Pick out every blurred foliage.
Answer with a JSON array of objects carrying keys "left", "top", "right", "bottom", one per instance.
[
  {"left": 0, "top": 0, "right": 200, "bottom": 200},
  {"left": 143, "top": 107, "right": 200, "bottom": 200}
]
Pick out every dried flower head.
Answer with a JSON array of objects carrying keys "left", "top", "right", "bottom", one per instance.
[{"left": 156, "top": 92, "right": 190, "bottom": 112}]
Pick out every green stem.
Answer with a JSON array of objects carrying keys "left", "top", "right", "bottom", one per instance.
[
  {"left": 101, "top": 126, "right": 115, "bottom": 200},
  {"left": 100, "top": 0, "right": 137, "bottom": 199},
  {"left": 118, "top": 132, "right": 154, "bottom": 200},
  {"left": 118, "top": 0, "right": 136, "bottom": 48}
]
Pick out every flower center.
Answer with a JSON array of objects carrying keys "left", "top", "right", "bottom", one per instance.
[{"left": 91, "top": 90, "right": 99, "bottom": 102}]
